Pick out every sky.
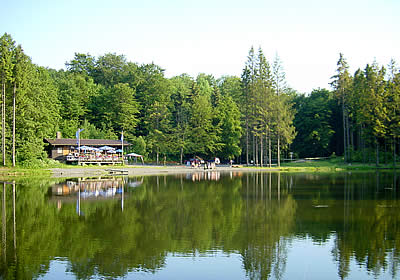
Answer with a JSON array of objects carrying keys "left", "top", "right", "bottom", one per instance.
[{"left": 1, "top": 0, "right": 399, "bottom": 93}]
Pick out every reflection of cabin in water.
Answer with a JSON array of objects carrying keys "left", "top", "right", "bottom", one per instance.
[
  {"left": 44, "top": 135, "right": 131, "bottom": 165},
  {"left": 51, "top": 178, "right": 125, "bottom": 199}
]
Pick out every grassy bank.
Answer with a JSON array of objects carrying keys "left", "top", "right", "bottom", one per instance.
[{"left": 279, "top": 157, "right": 400, "bottom": 172}]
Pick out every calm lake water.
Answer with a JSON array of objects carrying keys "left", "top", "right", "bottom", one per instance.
[{"left": 0, "top": 171, "right": 399, "bottom": 279}]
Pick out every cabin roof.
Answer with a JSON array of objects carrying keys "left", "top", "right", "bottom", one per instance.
[{"left": 44, "top": 138, "right": 131, "bottom": 147}]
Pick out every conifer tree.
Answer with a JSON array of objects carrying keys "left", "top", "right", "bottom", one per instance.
[
  {"left": 387, "top": 59, "right": 400, "bottom": 167},
  {"left": 272, "top": 54, "right": 288, "bottom": 167},
  {"left": 0, "top": 33, "right": 15, "bottom": 165},
  {"left": 331, "top": 53, "right": 352, "bottom": 162}
]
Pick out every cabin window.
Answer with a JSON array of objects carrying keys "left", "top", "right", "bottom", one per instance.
[{"left": 57, "top": 147, "right": 62, "bottom": 154}]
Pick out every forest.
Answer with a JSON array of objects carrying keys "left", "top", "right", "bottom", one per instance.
[{"left": 0, "top": 32, "right": 399, "bottom": 167}]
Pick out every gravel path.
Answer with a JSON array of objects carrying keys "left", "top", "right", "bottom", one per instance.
[{"left": 50, "top": 165, "right": 276, "bottom": 178}]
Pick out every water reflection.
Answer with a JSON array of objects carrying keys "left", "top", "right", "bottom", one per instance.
[
  {"left": 187, "top": 171, "right": 221, "bottom": 181},
  {"left": 0, "top": 172, "right": 399, "bottom": 279}
]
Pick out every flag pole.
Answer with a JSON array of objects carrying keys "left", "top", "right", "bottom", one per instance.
[
  {"left": 121, "top": 131, "right": 124, "bottom": 164},
  {"left": 76, "top": 128, "right": 84, "bottom": 165}
]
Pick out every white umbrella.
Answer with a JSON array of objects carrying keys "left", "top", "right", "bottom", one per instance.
[
  {"left": 126, "top": 152, "right": 143, "bottom": 157},
  {"left": 77, "top": 146, "right": 93, "bottom": 151},
  {"left": 99, "top": 146, "right": 115, "bottom": 151}
]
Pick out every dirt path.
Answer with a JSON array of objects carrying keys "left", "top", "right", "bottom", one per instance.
[{"left": 50, "top": 165, "right": 276, "bottom": 178}]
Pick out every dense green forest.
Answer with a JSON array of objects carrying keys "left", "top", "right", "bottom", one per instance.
[{"left": 0, "top": 33, "right": 399, "bottom": 166}]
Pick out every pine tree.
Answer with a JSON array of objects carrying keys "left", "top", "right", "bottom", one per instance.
[
  {"left": 272, "top": 54, "right": 288, "bottom": 167},
  {"left": 0, "top": 33, "right": 15, "bottom": 165},
  {"left": 254, "top": 48, "right": 273, "bottom": 167},
  {"left": 386, "top": 59, "right": 400, "bottom": 167},
  {"left": 243, "top": 46, "right": 258, "bottom": 165},
  {"left": 331, "top": 53, "right": 352, "bottom": 162}
]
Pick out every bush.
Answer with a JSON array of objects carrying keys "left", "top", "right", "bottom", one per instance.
[{"left": 20, "top": 158, "right": 63, "bottom": 169}]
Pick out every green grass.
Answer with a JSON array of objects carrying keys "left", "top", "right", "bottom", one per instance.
[
  {"left": 280, "top": 157, "right": 400, "bottom": 171},
  {"left": 0, "top": 167, "right": 52, "bottom": 180}
]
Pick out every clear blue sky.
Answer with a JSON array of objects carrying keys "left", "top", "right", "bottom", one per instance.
[{"left": 1, "top": 0, "right": 399, "bottom": 93}]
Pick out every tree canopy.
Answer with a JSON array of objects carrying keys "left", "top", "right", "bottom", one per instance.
[{"left": 0, "top": 33, "right": 399, "bottom": 165}]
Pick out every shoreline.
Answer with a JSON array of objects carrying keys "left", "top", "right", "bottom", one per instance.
[
  {"left": 49, "top": 165, "right": 280, "bottom": 178},
  {"left": 0, "top": 161, "right": 396, "bottom": 179}
]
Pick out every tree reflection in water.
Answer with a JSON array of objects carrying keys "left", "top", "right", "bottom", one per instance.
[{"left": 0, "top": 172, "right": 399, "bottom": 279}]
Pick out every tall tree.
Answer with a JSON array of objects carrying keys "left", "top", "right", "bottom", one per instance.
[
  {"left": 16, "top": 66, "right": 61, "bottom": 163},
  {"left": 241, "top": 66, "right": 251, "bottom": 165},
  {"left": 254, "top": 48, "right": 273, "bottom": 167},
  {"left": 170, "top": 74, "right": 193, "bottom": 163},
  {"left": 111, "top": 83, "right": 140, "bottom": 136},
  {"left": 242, "top": 46, "right": 258, "bottom": 165},
  {"left": 215, "top": 94, "right": 242, "bottom": 160},
  {"left": 292, "top": 89, "right": 336, "bottom": 158},
  {"left": 272, "top": 54, "right": 288, "bottom": 167},
  {"left": 92, "top": 53, "right": 128, "bottom": 87},
  {"left": 188, "top": 75, "right": 220, "bottom": 157},
  {"left": 331, "top": 53, "right": 352, "bottom": 162},
  {"left": 386, "top": 59, "right": 400, "bottom": 167},
  {"left": 363, "top": 63, "right": 388, "bottom": 166},
  {"left": 11, "top": 45, "right": 29, "bottom": 167},
  {"left": 218, "top": 76, "right": 243, "bottom": 105},
  {"left": 0, "top": 33, "right": 15, "bottom": 165},
  {"left": 65, "top": 53, "right": 95, "bottom": 76}
]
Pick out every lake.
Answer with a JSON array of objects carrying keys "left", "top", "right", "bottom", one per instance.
[{"left": 0, "top": 171, "right": 399, "bottom": 279}]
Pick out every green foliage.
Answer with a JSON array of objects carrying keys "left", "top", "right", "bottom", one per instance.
[
  {"left": 293, "top": 89, "right": 337, "bottom": 157},
  {"left": 19, "top": 157, "right": 63, "bottom": 168},
  {"left": 215, "top": 95, "right": 242, "bottom": 159},
  {"left": 1, "top": 33, "right": 399, "bottom": 165},
  {"left": 129, "top": 135, "right": 146, "bottom": 156}
]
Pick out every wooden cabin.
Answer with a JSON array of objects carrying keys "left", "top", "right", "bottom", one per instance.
[{"left": 44, "top": 136, "right": 131, "bottom": 163}]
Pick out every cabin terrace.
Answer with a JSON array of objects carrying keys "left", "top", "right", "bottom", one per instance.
[{"left": 44, "top": 137, "right": 131, "bottom": 165}]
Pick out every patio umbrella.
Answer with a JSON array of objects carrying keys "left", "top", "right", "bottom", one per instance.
[
  {"left": 77, "top": 146, "right": 93, "bottom": 151},
  {"left": 115, "top": 149, "right": 123, "bottom": 153},
  {"left": 126, "top": 152, "right": 143, "bottom": 157},
  {"left": 99, "top": 146, "right": 115, "bottom": 151},
  {"left": 126, "top": 152, "right": 144, "bottom": 164}
]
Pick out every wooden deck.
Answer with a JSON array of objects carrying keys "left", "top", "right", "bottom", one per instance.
[
  {"left": 67, "top": 155, "right": 124, "bottom": 166},
  {"left": 76, "top": 160, "right": 123, "bottom": 166}
]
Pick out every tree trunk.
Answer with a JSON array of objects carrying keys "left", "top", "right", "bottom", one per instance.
[
  {"left": 255, "top": 135, "right": 258, "bottom": 166},
  {"left": 384, "top": 138, "right": 387, "bottom": 165},
  {"left": 260, "top": 135, "right": 263, "bottom": 167},
  {"left": 342, "top": 102, "right": 347, "bottom": 163},
  {"left": 268, "top": 128, "right": 271, "bottom": 168},
  {"left": 156, "top": 147, "right": 159, "bottom": 165},
  {"left": 2, "top": 82, "right": 5, "bottom": 166},
  {"left": 393, "top": 137, "right": 396, "bottom": 169},
  {"left": 376, "top": 140, "right": 379, "bottom": 167},
  {"left": 12, "top": 82, "right": 16, "bottom": 167},
  {"left": 277, "top": 133, "right": 281, "bottom": 168},
  {"left": 246, "top": 118, "right": 249, "bottom": 165},
  {"left": 346, "top": 112, "right": 352, "bottom": 162},
  {"left": 180, "top": 147, "right": 183, "bottom": 165}
]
